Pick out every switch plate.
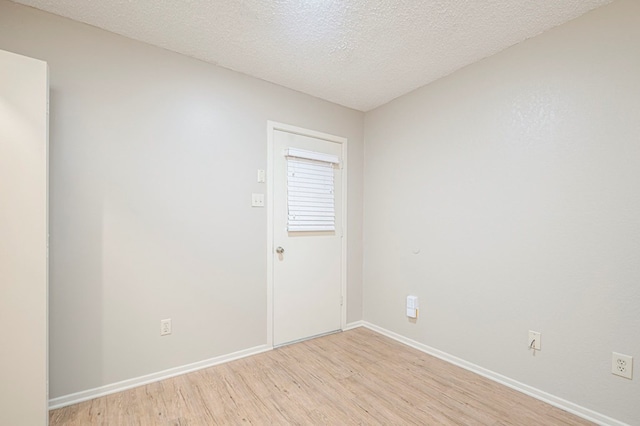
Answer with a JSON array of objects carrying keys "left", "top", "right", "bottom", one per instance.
[
  {"left": 528, "top": 330, "right": 541, "bottom": 350},
  {"left": 160, "top": 318, "right": 172, "bottom": 336},
  {"left": 252, "top": 193, "right": 265, "bottom": 207},
  {"left": 257, "top": 169, "right": 266, "bottom": 183},
  {"left": 612, "top": 352, "right": 633, "bottom": 379}
]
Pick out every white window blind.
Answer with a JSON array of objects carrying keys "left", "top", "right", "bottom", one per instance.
[{"left": 286, "top": 148, "right": 339, "bottom": 232}]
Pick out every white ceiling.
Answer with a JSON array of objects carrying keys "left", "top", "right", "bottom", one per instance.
[{"left": 13, "top": 0, "right": 612, "bottom": 111}]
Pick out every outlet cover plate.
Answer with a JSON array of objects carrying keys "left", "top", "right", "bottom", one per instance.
[
  {"left": 528, "top": 330, "right": 541, "bottom": 350},
  {"left": 612, "top": 352, "right": 633, "bottom": 379},
  {"left": 252, "top": 193, "right": 265, "bottom": 207},
  {"left": 160, "top": 318, "right": 172, "bottom": 336}
]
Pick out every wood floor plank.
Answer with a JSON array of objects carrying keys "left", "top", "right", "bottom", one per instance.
[{"left": 50, "top": 328, "right": 594, "bottom": 425}]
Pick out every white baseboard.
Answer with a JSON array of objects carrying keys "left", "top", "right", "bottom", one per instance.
[
  {"left": 49, "top": 323, "right": 628, "bottom": 426},
  {"left": 358, "top": 321, "right": 627, "bottom": 426},
  {"left": 49, "top": 323, "right": 365, "bottom": 410},
  {"left": 342, "top": 320, "right": 364, "bottom": 331},
  {"left": 48, "top": 344, "right": 272, "bottom": 410}
]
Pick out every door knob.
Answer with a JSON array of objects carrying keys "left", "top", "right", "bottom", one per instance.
[{"left": 276, "top": 246, "right": 285, "bottom": 254}]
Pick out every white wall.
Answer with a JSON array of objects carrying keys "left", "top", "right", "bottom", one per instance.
[
  {"left": 363, "top": 0, "right": 639, "bottom": 424},
  {"left": 0, "top": 0, "right": 364, "bottom": 399},
  {"left": 0, "top": 49, "right": 49, "bottom": 425}
]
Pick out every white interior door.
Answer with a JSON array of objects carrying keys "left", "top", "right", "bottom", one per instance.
[
  {"left": 272, "top": 128, "right": 344, "bottom": 346},
  {"left": 0, "top": 49, "right": 49, "bottom": 425}
]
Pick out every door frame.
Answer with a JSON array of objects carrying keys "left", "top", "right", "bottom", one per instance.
[
  {"left": 0, "top": 49, "right": 49, "bottom": 425},
  {"left": 266, "top": 121, "right": 348, "bottom": 347}
]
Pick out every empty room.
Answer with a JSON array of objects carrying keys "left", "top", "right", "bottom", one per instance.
[{"left": 1, "top": 0, "right": 638, "bottom": 424}]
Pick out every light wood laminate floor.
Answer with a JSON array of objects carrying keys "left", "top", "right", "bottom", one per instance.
[{"left": 50, "top": 327, "right": 593, "bottom": 425}]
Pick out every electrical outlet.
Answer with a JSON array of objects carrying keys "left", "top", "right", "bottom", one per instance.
[
  {"left": 160, "top": 318, "right": 172, "bottom": 336},
  {"left": 528, "top": 330, "right": 541, "bottom": 351},
  {"left": 612, "top": 352, "right": 633, "bottom": 379},
  {"left": 251, "top": 193, "right": 265, "bottom": 207}
]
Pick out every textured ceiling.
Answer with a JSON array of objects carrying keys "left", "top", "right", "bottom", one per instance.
[{"left": 13, "top": 0, "right": 612, "bottom": 111}]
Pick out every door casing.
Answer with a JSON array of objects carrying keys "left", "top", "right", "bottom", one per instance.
[
  {"left": 0, "top": 48, "right": 49, "bottom": 426},
  {"left": 266, "top": 121, "right": 348, "bottom": 347}
]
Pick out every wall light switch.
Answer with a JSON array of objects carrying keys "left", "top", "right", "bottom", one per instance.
[
  {"left": 257, "top": 169, "right": 266, "bottom": 183},
  {"left": 252, "top": 193, "right": 265, "bottom": 207}
]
